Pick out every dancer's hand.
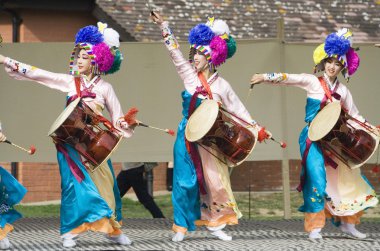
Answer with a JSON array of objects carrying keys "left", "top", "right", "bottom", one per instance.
[
  {"left": 0, "top": 132, "right": 6, "bottom": 142},
  {"left": 250, "top": 73, "right": 264, "bottom": 85},
  {"left": 150, "top": 11, "right": 164, "bottom": 25},
  {"left": 264, "top": 129, "right": 272, "bottom": 140},
  {"left": 121, "top": 120, "right": 138, "bottom": 130},
  {"left": 0, "top": 54, "right": 5, "bottom": 64}
]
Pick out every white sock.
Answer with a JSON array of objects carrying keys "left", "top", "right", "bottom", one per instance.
[
  {"left": 106, "top": 234, "right": 132, "bottom": 245},
  {"left": 172, "top": 232, "right": 185, "bottom": 242},
  {"left": 0, "top": 238, "right": 10, "bottom": 250},
  {"left": 340, "top": 223, "right": 366, "bottom": 239},
  {"left": 309, "top": 228, "right": 322, "bottom": 239}
]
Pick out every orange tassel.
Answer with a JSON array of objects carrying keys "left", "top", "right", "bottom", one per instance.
[
  {"left": 258, "top": 127, "right": 269, "bottom": 143},
  {"left": 124, "top": 107, "right": 139, "bottom": 125}
]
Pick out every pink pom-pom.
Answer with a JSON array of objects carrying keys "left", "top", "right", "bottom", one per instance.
[
  {"left": 92, "top": 42, "right": 114, "bottom": 72},
  {"left": 29, "top": 145, "right": 36, "bottom": 155},
  {"left": 346, "top": 48, "right": 360, "bottom": 76},
  {"left": 210, "top": 36, "right": 228, "bottom": 67}
]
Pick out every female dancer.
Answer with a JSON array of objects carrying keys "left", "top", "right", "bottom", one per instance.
[
  {"left": 250, "top": 28, "right": 379, "bottom": 239},
  {"left": 0, "top": 131, "right": 27, "bottom": 249},
  {"left": 151, "top": 12, "right": 271, "bottom": 242},
  {"left": 0, "top": 23, "right": 134, "bottom": 247}
]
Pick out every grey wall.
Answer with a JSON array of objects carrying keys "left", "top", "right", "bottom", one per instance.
[{"left": 0, "top": 41, "right": 379, "bottom": 162}]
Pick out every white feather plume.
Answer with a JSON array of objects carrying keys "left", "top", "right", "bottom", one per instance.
[
  {"left": 103, "top": 28, "right": 120, "bottom": 48},
  {"left": 206, "top": 19, "right": 230, "bottom": 36}
]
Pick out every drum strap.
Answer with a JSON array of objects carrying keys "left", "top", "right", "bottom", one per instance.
[
  {"left": 318, "top": 77, "right": 341, "bottom": 108},
  {"left": 198, "top": 72, "right": 213, "bottom": 99},
  {"left": 318, "top": 76, "right": 332, "bottom": 102},
  {"left": 75, "top": 77, "right": 81, "bottom": 97}
]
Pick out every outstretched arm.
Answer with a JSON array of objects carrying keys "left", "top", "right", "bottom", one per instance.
[
  {"left": 0, "top": 55, "right": 73, "bottom": 93},
  {"left": 151, "top": 12, "right": 199, "bottom": 93},
  {"left": 250, "top": 73, "right": 316, "bottom": 91}
]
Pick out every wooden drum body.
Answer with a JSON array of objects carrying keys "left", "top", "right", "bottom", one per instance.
[
  {"left": 308, "top": 102, "right": 379, "bottom": 169},
  {"left": 185, "top": 100, "right": 257, "bottom": 167},
  {"left": 48, "top": 98, "right": 122, "bottom": 172}
]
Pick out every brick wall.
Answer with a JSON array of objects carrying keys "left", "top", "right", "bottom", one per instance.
[{"left": 0, "top": 9, "right": 96, "bottom": 43}]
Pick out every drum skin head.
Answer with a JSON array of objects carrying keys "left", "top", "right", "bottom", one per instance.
[
  {"left": 48, "top": 98, "right": 81, "bottom": 136},
  {"left": 308, "top": 102, "right": 342, "bottom": 141},
  {"left": 185, "top": 100, "right": 219, "bottom": 142}
]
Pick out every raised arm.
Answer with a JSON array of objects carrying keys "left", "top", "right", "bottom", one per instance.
[
  {"left": 151, "top": 12, "right": 199, "bottom": 93},
  {"left": 103, "top": 83, "right": 134, "bottom": 138},
  {"left": 1, "top": 55, "right": 73, "bottom": 93}
]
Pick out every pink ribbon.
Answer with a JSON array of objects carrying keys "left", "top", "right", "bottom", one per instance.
[
  {"left": 66, "top": 91, "right": 96, "bottom": 106},
  {"left": 56, "top": 144, "right": 85, "bottom": 183}
]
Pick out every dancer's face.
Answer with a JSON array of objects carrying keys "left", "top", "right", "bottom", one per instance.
[
  {"left": 324, "top": 57, "right": 343, "bottom": 79},
  {"left": 193, "top": 50, "right": 209, "bottom": 72},
  {"left": 77, "top": 49, "right": 92, "bottom": 75}
]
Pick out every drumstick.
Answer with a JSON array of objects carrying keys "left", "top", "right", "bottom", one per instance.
[
  {"left": 4, "top": 140, "right": 36, "bottom": 155},
  {"left": 124, "top": 107, "right": 175, "bottom": 136},
  {"left": 245, "top": 84, "right": 255, "bottom": 104},
  {"left": 139, "top": 122, "right": 175, "bottom": 136},
  {"left": 270, "top": 137, "right": 287, "bottom": 148},
  {"left": 245, "top": 73, "right": 260, "bottom": 104}
]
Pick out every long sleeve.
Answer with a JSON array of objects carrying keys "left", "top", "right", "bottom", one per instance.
[
  {"left": 219, "top": 79, "right": 262, "bottom": 131},
  {"left": 4, "top": 57, "right": 73, "bottom": 92},
  {"left": 160, "top": 21, "right": 199, "bottom": 94},
  {"left": 263, "top": 73, "right": 318, "bottom": 92},
  {"left": 341, "top": 86, "right": 366, "bottom": 123},
  {"left": 103, "top": 83, "right": 134, "bottom": 138}
]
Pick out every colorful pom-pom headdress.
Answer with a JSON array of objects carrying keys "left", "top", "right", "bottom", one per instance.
[
  {"left": 313, "top": 28, "right": 360, "bottom": 81},
  {"left": 69, "top": 22, "right": 123, "bottom": 75},
  {"left": 188, "top": 17, "right": 236, "bottom": 68}
]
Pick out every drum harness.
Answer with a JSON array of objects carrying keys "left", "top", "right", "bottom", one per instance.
[
  {"left": 54, "top": 77, "right": 117, "bottom": 183},
  {"left": 298, "top": 77, "right": 341, "bottom": 192}
]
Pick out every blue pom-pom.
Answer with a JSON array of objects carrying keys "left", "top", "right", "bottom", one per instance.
[
  {"left": 75, "top": 25, "right": 103, "bottom": 45},
  {"left": 188, "top": 24, "right": 214, "bottom": 45},
  {"left": 324, "top": 33, "right": 350, "bottom": 57}
]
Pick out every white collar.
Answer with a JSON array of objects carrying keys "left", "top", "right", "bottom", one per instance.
[
  {"left": 323, "top": 73, "right": 338, "bottom": 90},
  {"left": 82, "top": 75, "right": 99, "bottom": 87}
]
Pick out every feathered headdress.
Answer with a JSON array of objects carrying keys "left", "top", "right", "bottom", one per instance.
[
  {"left": 313, "top": 28, "right": 359, "bottom": 80},
  {"left": 69, "top": 22, "right": 123, "bottom": 75},
  {"left": 188, "top": 17, "right": 236, "bottom": 68}
]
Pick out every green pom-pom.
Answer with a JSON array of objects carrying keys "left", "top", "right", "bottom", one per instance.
[
  {"left": 226, "top": 35, "right": 237, "bottom": 59},
  {"left": 106, "top": 49, "right": 123, "bottom": 74}
]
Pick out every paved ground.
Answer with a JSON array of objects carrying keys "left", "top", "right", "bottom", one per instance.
[{"left": 7, "top": 218, "right": 380, "bottom": 250}]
